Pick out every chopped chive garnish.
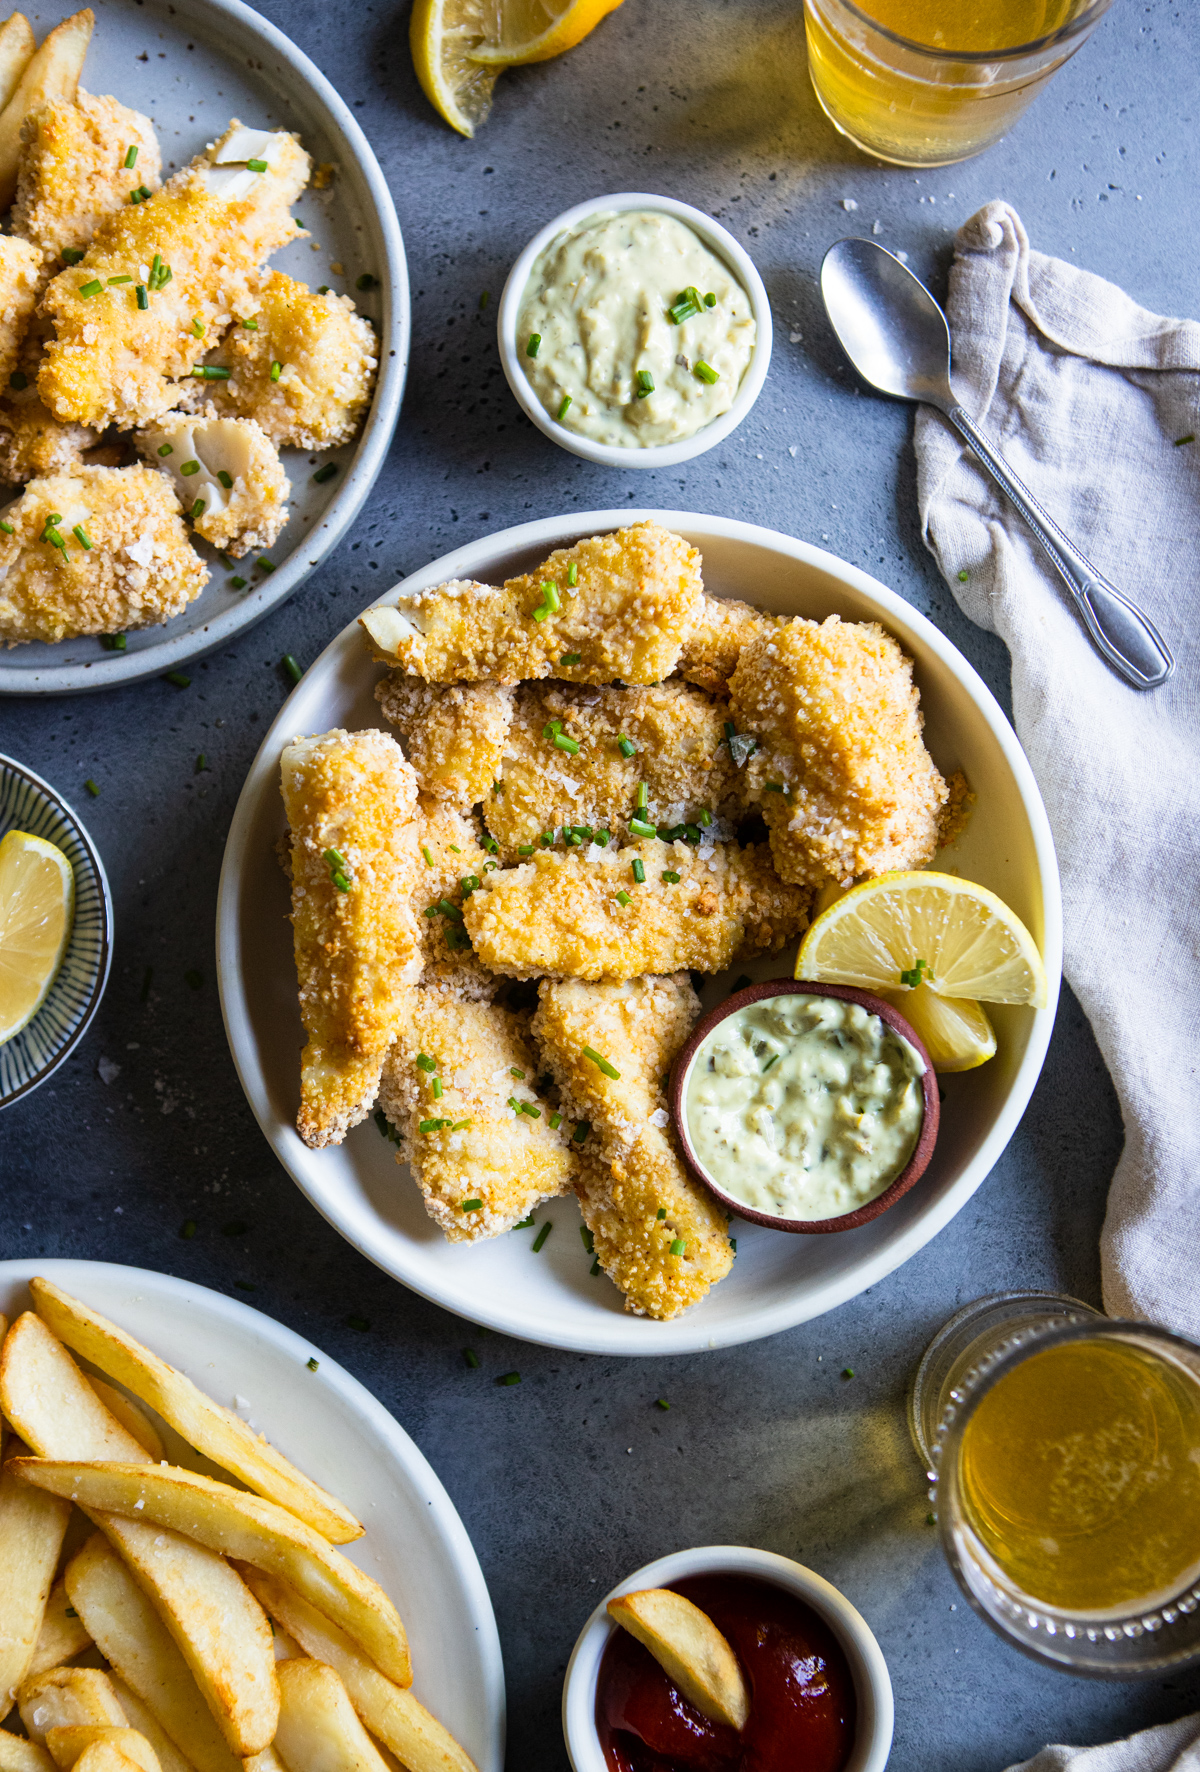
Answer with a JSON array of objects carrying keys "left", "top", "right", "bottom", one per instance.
[
  {"left": 583, "top": 1046, "right": 620, "bottom": 1080},
  {"left": 543, "top": 718, "right": 563, "bottom": 741},
  {"left": 190, "top": 499, "right": 205, "bottom": 521},
  {"left": 136, "top": 283, "right": 149, "bottom": 309},
  {"left": 560, "top": 651, "right": 581, "bottom": 665},
  {"left": 73, "top": 524, "right": 92, "bottom": 549},
  {"left": 461, "top": 874, "right": 480, "bottom": 895},
  {"left": 580, "top": 1226, "right": 595, "bottom": 1253},
  {"left": 100, "top": 633, "right": 127, "bottom": 651},
  {"left": 567, "top": 561, "right": 579, "bottom": 586},
  {"left": 617, "top": 734, "right": 637, "bottom": 758},
  {"left": 192, "top": 317, "right": 205, "bottom": 337},
  {"left": 61, "top": 246, "right": 84, "bottom": 264},
  {"left": 463, "top": 1348, "right": 480, "bottom": 1367},
  {"left": 450, "top": 845, "right": 462, "bottom": 853},
  {"left": 84, "top": 777, "right": 99, "bottom": 796},
  {"left": 313, "top": 462, "right": 338, "bottom": 484},
  {"left": 450, "top": 1118, "right": 471, "bottom": 1130},
  {"left": 243, "top": 316, "right": 259, "bottom": 329},
  {"left": 230, "top": 575, "right": 247, "bottom": 588},
  {"left": 656, "top": 1397, "right": 670, "bottom": 1410},
  {"left": 105, "top": 276, "right": 133, "bottom": 288},
  {"left": 421, "top": 845, "right": 434, "bottom": 867},
  {"left": 257, "top": 557, "right": 275, "bottom": 572},
  {"left": 514, "top": 1215, "right": 535, "bottom": 1230},
  {"left": 590, "top": 1258, "right": 601, "bottom": 1275},
  {"left": 356, "top": 272, "right": 377, "bottom": 290},
  {"left": 629, "top": 817, "right": 656, "bottom": 839},
  {"left": 616, "top": 890, "right": 630, "bottom": 906},
  {"left": 635, "top": 369, "right": 655, "bottom": 397},
  {"left": 694, "top": 360, "right": 720, "bottom": 384},
  {"left": 498, "top": 1371, "right": 521, "bottom": 1386},
  {"left": 246, "top": 157, "right": 269, "bottom": 172},
  {"left": 595, "top": 831, "right": 610, "bottom": 846},
  {"left": 479, "top": 290, "right": 490, "bottom": 309},
  {"left": 419, "top": 1119, "right": 442, "bottom": 1134},
  {"left": 416, "top": 1053, "right": 437, "bottom": 1072},
  {"left": 553, "top": 732, "right": 580, "bottom": 755},
  {"left": 437, "top": 897, "right": 463, "bottom": 921},
  {"left": 540, "top": 831, "right": 554, "bottom": 847},
  {"left": 699, "top": 808, "right": 713, "bottom": 827},
  {"left": 631, "top": 858, "right": 646, "bottom": 884},
  {"left": 670, "top": 1238, "right": 686, "bottom": 1256},
  {"left": 705, "top": 292, "right": 717, "bottom": 307},
  {"left": 661, "top": 870, "right": 681, "bottom": 883},
  {"left": 0, "top": 521, "right": 12, "bottom": 534},
  {"left": 763, "top": 1053, "right": 780, "bottom": 1073},
  {"left": 510, "top": 1066, "right": 526, "bottom": 1078},
  {"left": 282, "top": 652, "right": 302, "bottom": 684},
  {"left": 270, "top": 360, "right": 282, "bottom": 382},
  {"left": 180, "top": 460, "right": 200, "bottom": 476},
  {"left": 484, "top": 835, "right": 500, "bottom": 853},
  {"left": 166, "top": 671, "right": 190, "bottom": 687},
  {"left": 764, "top": 781, "right": 786, "bottom": 793},
  {"left": 432, "top": 1078, "right": 443, "bottom": 1099},
  {"left": 572, "top": 1120, "right": 591, "bottom": 1145},
  {"left": 549, "top": 1111, "right": 563, "bottom": 1129},
  {"left": 306, "top": 1356, "right": 320, "bottom": 1371},
  {"left": 130, "top": 184, "right": 152, "bottom": 203},
  {"left": 517, "top": 843, "right": 534, "bottom": 856},
  {"left": 1174, "top": 433, "right": 1196, "bottom": 447},
  {"left": 656, "top": 1207, "right": 667, "bottom": 1220},
  {"left": 192, "top": 365, "right": 231, "bottom": 380},
  {"left": 541, "top": 581, "right": 561, "bottom": 612},
  {"left": 526, "top": 332, "right": 541, "bottom": 357},
  {"left": 635, "top": 781, "right": 648, "bottom": 811},
  {"left": 842, "top": 1368, "right": 855, "bottom": 1379},
  {"left": 557, "top": 394, "right": 572, "bottom": 420},
  {"left": 216, "top": 469, "right": 233, "bottom": 489},
  {"left": 668, "top": 295, "right": 699, "bottom": 325},
  {"left": 124, "top": 144, "right": 139, "bottom": 168},
  {"left": 78, "top": 280, "right": 102, "bottom": 298},
  {"left": 532, "top": 1222, "right": 551, "bottom": 1252}
]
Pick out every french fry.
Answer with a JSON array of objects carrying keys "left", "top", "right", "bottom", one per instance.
[
  {"left": 0, "top": 1737, "right": 55, "bottom": 1772},
  {"left": 0, "top": 1438, "right": 72, "bottom": 1721},
  {"left": 85, "top": 1380, "right": 164, "bottom": 1461},
  {"left": 606, "top": 1588, "right": 750, "bottom": 1730},
  {"left": 31, "top": 1281, "right": 362, "bottom": 1543},
  {"left": 15, "top": 1461, "right": 409, "bottom": 1689},
  {"left": 273, "top": 1659, "right": 392, "bottom": 1772},
  {"left": 0, "top": 15, "right": 34, "bottom": 116},
  {"left": 57, "top": 1748, "right": 144, "bottom": 1772},
  {"left": 26, "top": 1576, "right": 95, "bottom": 1680},
  {"left": 239, "top": 1570, "right": 478, "bottom": 1772},
  {"left": 65, "top": 1534, "right": 240, "bottom": 1772},
  {"left": 1, "top": 1317, "right": 278, "bottom": 1761},
  {"left": 0, "top": 9, "right": 92, "bottom": 208},
  {"left": 241, "top": 1753, "right": 287, "bottom": 1772},
  {"left": 17, "top": 1666, "right": 127, "bottom": 1744},
  {"left": 106, "top": 1677, "right": 198, "bottom": 1772},
  {"left": 44, "top": 1731, "right": 160, "bottom": 1772}
]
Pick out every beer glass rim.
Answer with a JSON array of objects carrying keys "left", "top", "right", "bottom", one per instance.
[{"left": 812, "top": 0, "right": 1116, "bottom": 65}]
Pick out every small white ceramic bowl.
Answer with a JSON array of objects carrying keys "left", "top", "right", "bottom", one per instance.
[
  {"left": 561, "top": 1545, "right": 894, "bottom": 1772},
  {"left": 497, "top": 193, "right": 773, "bottom": 469}
]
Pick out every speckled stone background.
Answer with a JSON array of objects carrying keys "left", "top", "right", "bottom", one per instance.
[{"left": 2, "top": 1, "right": 1198, "bottom": 1766}]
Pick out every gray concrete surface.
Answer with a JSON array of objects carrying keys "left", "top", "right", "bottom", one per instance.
[{"left": 2, "top": 1, "right": 1198, "bottom": 1765}]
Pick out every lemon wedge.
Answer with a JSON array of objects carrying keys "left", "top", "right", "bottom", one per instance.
[
  {"left": 0, "top": 829, "right": 74, "bottom": 1044},
  {"left": 882, "top": 982, "right": 997, "bottom": 1073},
  {"left": 410, "top": 0, "right": 624, "bottom": 136},
  {"left": 797, "top": 870, "right": 1047, "bottom": 1008}
]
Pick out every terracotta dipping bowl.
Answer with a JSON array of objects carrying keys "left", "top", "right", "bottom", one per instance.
[{"left": 669, "top": 979, "right": 940, "bottom": 1235}]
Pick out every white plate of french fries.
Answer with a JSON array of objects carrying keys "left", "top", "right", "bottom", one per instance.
[
  {"left": 216, "top": 507, "right": 1062, "bottom": 1357},
  {"left": 0, "top": 0, "right": 406, "bottom": 695},
  {"left": 0, "top": 1260, "right": 503, "bottom": 1771}
]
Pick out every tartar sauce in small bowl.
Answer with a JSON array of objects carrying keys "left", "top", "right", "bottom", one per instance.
[
  {"left": 498, "top": 192, "right": 772, "bottom": 469},
  {"left": 670, "top": 980, "right": 939, "bottom": 1234}
]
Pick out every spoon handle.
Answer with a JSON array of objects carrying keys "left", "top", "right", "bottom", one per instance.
[{"left": 946, "top": 406, "right": 1174, "bottom": 690}]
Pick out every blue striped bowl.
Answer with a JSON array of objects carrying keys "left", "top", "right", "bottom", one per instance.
[{"left": 0, "top": 757, "right": 112, "bottom": 1109}]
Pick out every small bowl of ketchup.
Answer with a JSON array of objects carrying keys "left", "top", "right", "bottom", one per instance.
[{"left": 562, "top": 1545, "right": 893, "bottom": 1772}]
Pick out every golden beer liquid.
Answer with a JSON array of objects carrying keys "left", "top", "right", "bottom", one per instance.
[
  {"left": 805, "top": 0, "right": 1093, "bottom": 165},
  {"left": 958, "top": 1339, "right": 1200, "bottom": 1615}
]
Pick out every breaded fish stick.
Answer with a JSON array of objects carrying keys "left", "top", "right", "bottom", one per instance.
[
  {"left": 139, "top": 412, "right": 289, "bottom": 558},
  {"left": 12, "top": 93, "right": 161, "bottom": 273},
  {"left": 463, "top": 839, "right": 811, "bottom": 981},
  {"left": 0, "top": 464, "right": 206, "bottom": 646},
  {"left": 532, "top": 976, "right": 732, "bottom": 1319},
  {"left": 484, "top": 680, "right": 742, "bottom": 858},
  {"left": 359, "top": 522, "right": 704, "bottom": 686},
  {"left": 0, "top": 235, "right": 41, "bottom": 383},
  {"left": 39, "top": 120, "right": 309, "bottom": 429},
  {"left": 677, "top": 592, "right": 782, "bottom": 695},
  {"left": 376, "top": 673, "right": 514, "bottom": 808},
  {"left": 730, "top": 615, "right": 947, "bottom": 886},
  {"left": 281, "top": 729, "right": 423, "bottom": 1148},
  {"left": 378, "top": 986, "right": 575, "bottom": 1240},
  {"left": 411, "top": 797, "right": 499, "bottom": 1002}
]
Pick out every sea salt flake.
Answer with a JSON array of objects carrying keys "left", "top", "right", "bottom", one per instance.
[
  {"left": 97, "top": 1057, "right": 121, "bottom": 1084},
  {"left": 841, "top": 198, "right": 858, "bottom": 210}
]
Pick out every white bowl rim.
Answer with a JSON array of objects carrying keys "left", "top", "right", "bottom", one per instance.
[
  {"left": 0, "top": 753, "right": 113, "bottom": 1107},
  {"left": 216, "top": 506, "right": 1062, "bottom": 1355},
  {"left": 497, "top": 191, "right": 773, "bottom": 470},
  {"left": 0, "top": 0, "right": 410, "bottom": 698},
  {"left": 561, "top": 1544, "right": 894, "bottom": 1772}
]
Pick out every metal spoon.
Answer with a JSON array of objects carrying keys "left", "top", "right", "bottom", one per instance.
[{"left": 819, "top": 236, "right": 1174, "bottom": 691}]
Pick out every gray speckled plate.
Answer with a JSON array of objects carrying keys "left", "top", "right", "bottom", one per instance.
[{"left": 0, "top": 0, "right": 408, "bottom": 696}]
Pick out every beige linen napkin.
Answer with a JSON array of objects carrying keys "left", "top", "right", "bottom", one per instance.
[
  {"left": 913, "top": 199, "right": 1200, "bottom": 1336},
  {"left": 1005, "top": 1714, "right": 1200, "bottom": 1772}
]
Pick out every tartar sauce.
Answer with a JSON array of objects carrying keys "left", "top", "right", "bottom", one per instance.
[
  {"left": 517, "top": 209, "right": 756, "bottom": 448},
  {"left": 684, "top": 993, "right": 925, "bottom": 1221}
]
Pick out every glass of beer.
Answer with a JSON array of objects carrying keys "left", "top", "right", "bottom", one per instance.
[
  {"left": 913, "top": 1295, "right": 1200, "bottom": 1675},
  {"left": 804, "top": 0, "right": 1116, "bottom": 166}
]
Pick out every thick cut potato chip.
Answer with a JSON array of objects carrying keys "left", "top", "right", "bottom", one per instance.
[
  {"left": 16, "top": 1461, "right": 409, "bottom": 1689},
  {"left": 44, "top": 1730, "right": 161, "bottom": 1772},
  {"left": 30, "top": 1281, "right": 362, "bottom": 1543},
  {"left": 65, "top": 1535, "right": 241, "bottom": 1772},
  {"left": 0, "top": 1439, "right": 72, "bottom": 1719},
  {"left": 57, "top": 1747, "right": 144, "bottom": 1772},
  {"left": 26, "top": 1576, "right": 95, "bottom": 1680},
  {"left": 0, "top": 9, "right": 92, "bottom": 207},
  {"left": 0, "top": 15, "right": 34, "bottom": 114},
  {"left": 0, "top": 1313, "right": 149, "bottom": 1463},
  {"left": 273, "top": 1659, "right": 392, "bottom": 1772},
  {"left": 17, "top": 1666, "right": 127, "bottom": 1743},
  {"left": 240, "top": 1570, "right": 477, "bottom": 1772},
  {"left": 607, "top": 1588, "right": 749, "bottom": 1730},
  {"left": 0, "top": 1740, "right": 55, "bottom": 1772},
  {"left": 84, "top": 1380, "right": 164, "bottom": 1461},
  {"left": 106, "top": 1678, "right": 197, "bottom": 1772}
]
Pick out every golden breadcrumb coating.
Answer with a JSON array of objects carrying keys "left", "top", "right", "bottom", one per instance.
[
  {"left": 0, "top": 465, "right": 206, "bottom": 646},
  {"left": 12, "top": 93, "right": 161, "bottom": 275},
  {"left": 281, "top": 728, "right": 424, "bottom": 1149},
  {"left": 378, "top": 986, "right": 575, "bottom": 1241},
  {"left": 39, "top": 120, "right": 310, "bottom": 430},
  {"left": 375, "top": 673, "right": 515, "bottom": 807},
  {"left": 138, "top": 411, "right": 289, "bottom": 557},
  {"left": 485, "top": 680, "right": 742, "bottom": 859},
  {"left": 730, "top": 616, "right": 948, "bottom": 887},
  {"left": 0, "top": 392, "right": 96, "bottom": 483},
  {"left": 677, "top": 593, "right": 782, "bottom": 695},
  {"left": 209, "top": 270, "right": 377, "bottom": 450},
  {"left": 938, "top": 769, "right": 973, "bottom": 849},
  {"left": 410, "top": 797, "right": 499, "bottom": 1002},
  {"left": 463, "top": 839, "right": 811, "bottom": 981},
  {"left": 0, "top": 236, "right": 43, "bottom": 386},
  {"left": 359, "top": 522, "right": 704, "bottom": 687},
  {"left": 532, "top": 975, "right": 733, "bottom": 1319}
]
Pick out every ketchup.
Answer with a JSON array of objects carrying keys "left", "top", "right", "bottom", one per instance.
[{"left": 596, "top": 1574, "right": 856, "bottom": 1772}]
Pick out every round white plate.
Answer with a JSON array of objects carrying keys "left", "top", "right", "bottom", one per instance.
[
  {"left": 0, "top": 0, "right": 408, "bottom": 695},
  {"left": 217, "top": 509, "right": 1062, "bottom": 1356},
  {"left": 0, "top": 1258, "right": 504, "bottom": 1770}
]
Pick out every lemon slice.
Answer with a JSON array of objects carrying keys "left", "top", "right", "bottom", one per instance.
[
  {"left": 797, "top": 870, "right": 1048, "bottom": 1007},
  {"left": 883, "top": 982, "right": 997, "bottom": 1073},
  {"left": 410, "top": 0, "right": 500, "bottom": 138},
  {"left": 468, "top": 0, "right": 626, "bottom": 65},
  {"left": 0, "top": 829, "right": 75, "bottom": 1044}
]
